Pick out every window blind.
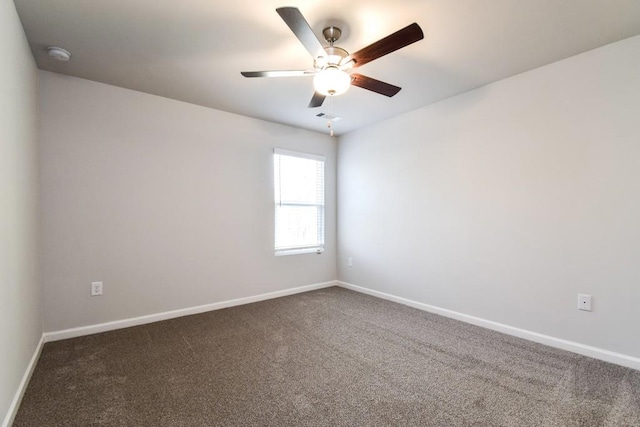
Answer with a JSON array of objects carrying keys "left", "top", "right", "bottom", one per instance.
[{"left": 274, "top": 148, "right": 325, "bottom": 255}]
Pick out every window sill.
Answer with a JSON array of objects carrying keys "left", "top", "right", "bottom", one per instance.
[{"left": 275, "top": 247, "right": 324, "bottom": 256}]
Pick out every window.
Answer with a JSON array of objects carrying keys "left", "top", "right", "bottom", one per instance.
[{"left": 274, "top": 148, "right": 325, "bottom": 256}]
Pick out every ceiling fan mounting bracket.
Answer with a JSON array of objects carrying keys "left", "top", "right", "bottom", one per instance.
[{"left": 322, "top": 26, "right": 342, "bottom": 44}]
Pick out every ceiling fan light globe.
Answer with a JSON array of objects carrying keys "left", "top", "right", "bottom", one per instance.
[{"left": 313, "top": 68, "right": 351, "bottom": 96}]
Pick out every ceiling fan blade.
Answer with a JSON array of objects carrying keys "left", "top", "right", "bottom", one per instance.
[
  {"left": 308, "top": 92, "right": 326, "bottom": 108},
  {"left": 241, "top": 70, "right": 316, "bottom": 78},
  {"left": 348, "top": 23, "right": 424, "bottom": 68},
  {"left": 350, "top": 73, "right": 401, "bottom": 97},
  {"left": 276, "top": 7, "right": 326, "bottom": 59}
]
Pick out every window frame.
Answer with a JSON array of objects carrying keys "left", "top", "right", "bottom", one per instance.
[{"left": 273, "top": 148, "right": 326, "bottom": 256}]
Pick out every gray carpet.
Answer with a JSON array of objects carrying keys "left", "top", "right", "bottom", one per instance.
[{"left": 13, "top": 287, "right": 640, "bottom": 426}]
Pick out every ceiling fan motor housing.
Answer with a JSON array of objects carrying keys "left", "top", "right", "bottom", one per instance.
[{"left": 315, "top": 45, "right": 350, "bottom": 70}]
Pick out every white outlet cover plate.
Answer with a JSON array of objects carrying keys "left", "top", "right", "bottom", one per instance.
[{"left": 91, "top": 281, "right": 103, "bottom": 296}]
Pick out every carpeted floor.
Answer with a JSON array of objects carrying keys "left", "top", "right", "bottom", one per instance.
[{"left": 14, "top": 287, "right": 640, "bottom": 426}]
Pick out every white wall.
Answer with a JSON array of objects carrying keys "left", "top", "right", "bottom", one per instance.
[
  {"left": 39, "top": 71, "right": 336, "bottom": 332},
  {"left": 338, "top": 35, "right": 640, "bottom": 359},
  {"left": 0, "top": 1, "right": 41, "bottom": 425}
]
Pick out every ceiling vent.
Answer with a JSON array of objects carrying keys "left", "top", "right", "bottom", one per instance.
[{"left": 316, "top": 112, "right": 342, "bottom": 121}]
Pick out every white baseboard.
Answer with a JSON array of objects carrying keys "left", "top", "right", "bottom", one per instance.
[
  {"left": 2, "top": 334, "right": 45, "bottom": 427},
  {"left": 44, "top": 281, "right": 337, "bottom": 343},
  {"left": 337, "top": 281, "right": 640, "bottom": 371}
]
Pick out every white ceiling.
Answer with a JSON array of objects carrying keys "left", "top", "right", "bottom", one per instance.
[{"left": 14, "top": 0, "right": 640, "bottom": 135}]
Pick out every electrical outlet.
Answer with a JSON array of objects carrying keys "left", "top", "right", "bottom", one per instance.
[
  {"left": 348, "top": 257, "right": 353, "bottom": 267},
  {"left": 578, "top": 294, "right": 592, "bottom": 311},
  {"left": 91, "top": 281, "right": 103, "bottom": 296}
]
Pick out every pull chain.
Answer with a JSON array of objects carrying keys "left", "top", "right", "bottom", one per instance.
[{"left": 327, "top": 96, "right": 335, "bottom": 137}]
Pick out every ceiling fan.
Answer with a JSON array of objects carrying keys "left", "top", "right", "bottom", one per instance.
[{"left": 241, "top": 7, "right": 424, "bottom": 108}]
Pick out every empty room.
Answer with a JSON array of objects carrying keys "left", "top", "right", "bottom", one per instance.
[{"left": 2, "top": 0, "right": 640, "bottom": 425}]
